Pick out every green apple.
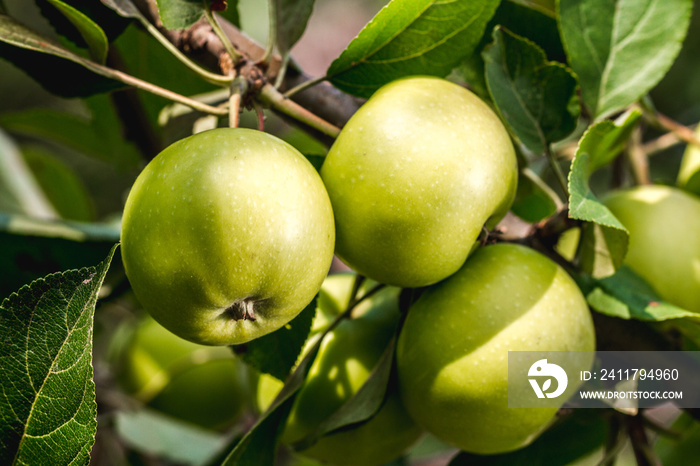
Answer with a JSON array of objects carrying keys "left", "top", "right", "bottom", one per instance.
[
  {"left": 396, "top": 243, "right": 595, "bottom": 454},
  {"left": 604, "top": 185, "right": 700, "bottom": 313},
  {"left": 321, "top": 76, "right": 518, "bottom": 287},
  {"left": 121, "top": 128, "right": 335, "bottom": 345},
  {"left": 256, "top": 273, "right": 422, "bottom": 465},
  {"left": 118, "top": 316, "right": 250, "bottom": 430}
]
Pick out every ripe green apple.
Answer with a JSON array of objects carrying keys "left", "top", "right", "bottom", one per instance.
[
  {"left": 396, "top": 243, "right": 595, "bottom": 454},
  {"left": 121, "top": 128, "right": 335, "bottom": 345},
  {"left": 256, "top": 273, "right": 422, "bottom": 465},
  {"left": 321, "top": 76, "right": 518, "bottom": 287},
  {"left": 603, "top": 185, "right": 700, "bottom": 313},
  {"left": 118, "top": 316, "right": 250, "bottom": 430}
]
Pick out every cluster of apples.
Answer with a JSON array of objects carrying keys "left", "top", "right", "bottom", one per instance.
[{"left": 119, "top": 76, "right": 700, "bottom": 463}]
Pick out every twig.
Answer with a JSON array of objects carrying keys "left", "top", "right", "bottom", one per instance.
[
  {"left": 284, "top": 75, "right": 328, "bottom": 98},
  {"left": 545, "top": 144, "right": 569, "bottom": 196},
  {"left": 258, "top": 84, "right": 341, "bottom": 139},
  {"left": 203, "top": 0, "right": 242, "bottom": 66},
  {"left": 627, "top": 126, "right": 650, "bottom": 185},
  {"left": 261, "top": 0, "right": 276, "bottom": 64},
  {"left": 627, "top": 414, "right": 661, "bottom": 466},
  {"left": 641, "top": 106, "right": 700, "bottom": 149}
]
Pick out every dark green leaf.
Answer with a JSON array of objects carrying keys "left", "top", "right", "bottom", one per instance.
[
  {"left": 558, "top": 0, "right": 692, "bottom": 118},
  {"left": 237, "top": 296, "right": 316, "bottom": 381},
  {"left": 327, "top": 0, "right": 499, "bottom": 98},
  {"left": 0, "top": 98, "right": 142, "bottom": 169},
  {"left": 511, "top": 168, "right": 561, "bottom": 222},
  {"left": 221, "top": 334, "right": 323, "bottom": 465},
  {"left": 456, "top": 0, "right": 565, "bottom": 98},
  {"left": 483, "top": 27, "right": 579, "bottom": 154},
  {"left": 0, "top": 14, "right": 122, "bottom": 97},
  {"left": 581, "top": 266, "right": 699, "bottom": 322},
  {"left": 156, "top": 0, "right": 205, "bottom": 30},
  {"left": 21, "top": 145, "right": 95, "bottom": 222},
  {"left": 275, "top": 0, "right": 315, "bottom": 54},
  {"left": 292, "top": 335, "right": 397, "bottom": 451},
  {"left": 39, "top": 0, "right": 109, "bottom": 62},
  {"left": 450, "top": 410, "right": 606, "bottom": 465},
  {"left": 0, "top": 245, "right": 117, "bottom": 465},
  {"left": 115, "top": 409, "right": 227, "bottom": 465},
  {"left": 568, "top": 115, "right": 641, "bottom": 277},
  {"left": 655, "top": 413, "right": 700, "bottom": 465},
  {"left": 0, "top": 212, "right": 120, "bottom": 300}
]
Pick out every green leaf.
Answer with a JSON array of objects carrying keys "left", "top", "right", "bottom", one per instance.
[
  {"left": 0, "top": 14, "right": 122, "bottom": 96},
  {"left": 100, "top": 0, "right": 142, "bottom": 18},
  {"left": 115, "top": 409, "right": 227, "bottom": 465},
  {"left": 327, "top": 0, "right": 499, "bottom": 98},
  {"left": 655, "top": 413, "right": 700, "bottom": 465},
  {"left": 483, "top": 27, "right": 579, "bottom": 154},
  {"left": 581, "top": 266, "right": 699, "bottom": 322},
  {"left": 0, "top": 128, "right": 57, "bottom": 219},
  {"left": 21, "top": 146, "right": 95, "bottom": 222},
  {"left": 221, "top": 333, "right": 323, "bottom": 465},
  {"left": 0, "top": 245, "right": 117, "bottom": 465},
  {"left": 41, "top": 0, "right": 109, "bottom": 63},
  {"left": 156, "top": 0, "right": 205, "bottom": 30},
  {"left": 558, "top": 0, "right": 692, "bottom": 119},
  {"left": 0, "top": 97, "right": 142, "bottom": 169},
  {"left": 511, "top": 168, "right": 561, "bottom": 222},
  {"left": 450, "top": 410, "right": 606, "bottom": 465},
  {"left": 456, "top": 0, "right": 565, "bottom": 99},
  {"left": 275, "top": 0, "right": 315, "bottom": 54},
  {"left": 292, "top": 335, "right": 397, "bottom": 451},
  {"left": 236, "top": 296, "right": 316, "bottom": 381},
  {"left": 0, "top": 212, "right": 120, "bottom": 301},
  {"left": 567, "top": 114, "right": 640, "bottom": 277}
]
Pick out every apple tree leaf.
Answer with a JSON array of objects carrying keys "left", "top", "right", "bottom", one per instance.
[
  {"left": 0, "top": 212, "right": 120, "bottom": 301},
  {"left": 234, "top": 296, "right": 316, "bottom": 381},
  {"left": 558, "top": 0, "right": 692, "bottom": 119},
  {"left": 483, "top": 27, "right": 579, "bottom": 155},
  {"left": 511, "top": 168, "right": 561, "bottom": 223},
  {"left": 0, "top": 14, "right": 122, "bottom": 97},
  {"left": 655, "top": 413, "right": 700, "bottom": 464},
  {"left": 456, "top": 0, "right": 565, "bottom": 99},
  {"left": 567, "top": 112, "right": 640, "bottom": 278},
  {"left": 0, "top": 245, "right": 117, "bottom": 465},
  {"left": 578, "top": 267, "right": 700, "bottom": 322},
  {"left": 291, "top": 335, "right": 397, "bottom": 451},
  {"left": 37, "top": 0, "right": 109, "bottom": 63},
  {"left": 156, "top": 0, "right": 206, "bottom": 30},
  {"left": 449, "top": 410, "right": 606, "bottom": 465},
  {"left": 275, "top": 0, "right": 315, "bottom": 55},
  {"left": 221, "top": 330, "right": 324, "bottom": 466},
  {"left": 114, "top": 408, "right": 227, "bottom": 465},
  {"left": 327, "top": 0, "right": 499, "bottom": 98}
]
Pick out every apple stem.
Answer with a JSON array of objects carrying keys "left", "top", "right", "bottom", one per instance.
[{"left": 226, "top": 299, "right": 257, "bottom": 321}]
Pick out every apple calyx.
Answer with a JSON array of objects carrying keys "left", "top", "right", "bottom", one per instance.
[{"left": 226, "top": 299, "right": 257, "bottom": 321}]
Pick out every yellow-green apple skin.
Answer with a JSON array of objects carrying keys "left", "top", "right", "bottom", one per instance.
[
  {"left": 604, "top": 185, "right": 700, "bottom": 313},
  {"left": 121, "top": 128, "right": 335, "bottom": 345},
  {"left": 396, "top": 243, "right": 595, "bottom": 454},
  {"left": 119, "top": 317, "right": 250, "bottom": 430},
  {"left": 256, "top": 274, "right": 422, "bottom": 465},
  {"left": 321, "top": 76, "right": 518, "bottom": 287}
]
